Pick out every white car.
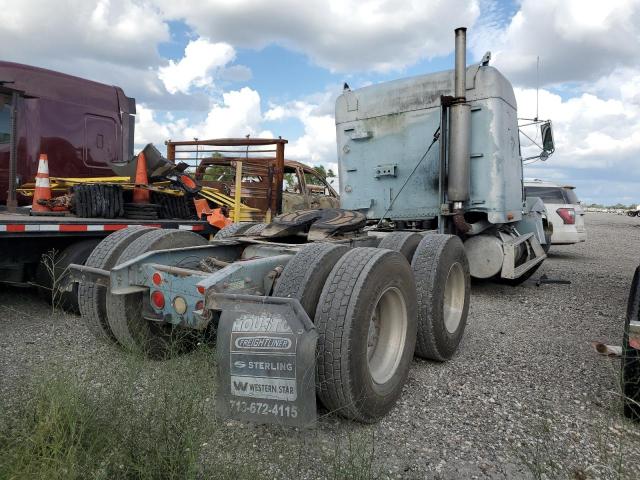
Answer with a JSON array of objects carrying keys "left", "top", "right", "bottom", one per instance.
[{"left": 524, "top": 180, "right": 586, "bottom": 245}]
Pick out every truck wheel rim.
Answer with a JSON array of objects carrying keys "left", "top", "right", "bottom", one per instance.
[
  {"left": 444, "top": 262, "right": 465, "bottom": 334},
  {"left": 367, "top": 286, "right": 408, "bottom": 384}
]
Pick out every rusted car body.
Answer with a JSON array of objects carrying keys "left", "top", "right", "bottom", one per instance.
[
  {"left": 166, "top": 138, "right": 339, "bottom": 221},
  {"left": 0, "top": 61, "right": 136, "bottom": 207}
]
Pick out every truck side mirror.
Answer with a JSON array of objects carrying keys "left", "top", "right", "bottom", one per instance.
[{"left": 541, "top": 121, "right": 555, "bottom": 156}]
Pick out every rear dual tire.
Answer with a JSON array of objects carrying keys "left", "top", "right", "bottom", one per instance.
[
  {"left": 275, "top": 234, "right": 470, "bottom": 422},
  {"left": 79, "top": 228, "right": 210, "bottom": 357},
  {"left": 378, "top": 232, "right": 471, "bottom": 361},
  {"left": 314, "top": 248, "right": 417, "bottom": 423},
  {"left": 411, "top": 234, "right": 470, "bottom": 361},
  {"left": 106, "top": 229, "right": 208, "bottom": 359},
  {"left": 79, "top": 227, "right": 153, "bottom": 342},
  {"left": 275, "top": 245, "right": 418, "bottom": 422}
]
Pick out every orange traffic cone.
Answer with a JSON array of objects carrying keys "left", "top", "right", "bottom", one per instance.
[
  {"left": 132, "top": 152, "right": 150, "bottom": 204},
  {"left": 32, "top": 154, "right": 52, "bottom": 213}
]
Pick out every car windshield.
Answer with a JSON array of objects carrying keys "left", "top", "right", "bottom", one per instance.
[{"left": 525, "top": 186, "right": 566, "bottom": 203}]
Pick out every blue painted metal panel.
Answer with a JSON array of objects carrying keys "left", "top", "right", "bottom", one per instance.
[{"left": 336, "top": 65, "right": 524, "bottom": 224}]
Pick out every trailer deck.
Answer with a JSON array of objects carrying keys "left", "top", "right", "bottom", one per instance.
[{"left": 0, "top": 209, "right": 212, "bottom": 237}]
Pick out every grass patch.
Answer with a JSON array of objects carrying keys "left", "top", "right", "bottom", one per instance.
[
  {"left": 1, "top": 373, "right": 116, "bottom": 479},
  {"left": 0, "top": 345, "right": 215, "bottom": 480},
  {"left": 0, "top": 345, "right": 384, "bottom": 480}
]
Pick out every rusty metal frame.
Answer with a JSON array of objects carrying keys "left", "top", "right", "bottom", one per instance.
[{"left": 166, "top": 138, "right": 287, "bottom": 217}]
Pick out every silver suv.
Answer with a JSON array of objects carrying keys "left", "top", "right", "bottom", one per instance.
[{"left": 524, "top": 179, "right": 586, "bottom": 245}]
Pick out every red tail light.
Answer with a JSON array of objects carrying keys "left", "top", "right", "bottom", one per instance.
[
  {"left": 151, "top": 290, "right": 165, "bottom": 309},
  {"left": 556, "top": 208, "right": 575, "bottom": 224}
]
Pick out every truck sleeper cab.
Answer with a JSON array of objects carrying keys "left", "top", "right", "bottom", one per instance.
[
  {"left": 337, "top": 65, "right": 523, "bottom": 225},
  {"left": 0, "top": 61, "right": 136, "bottom": 207},
  {"left": 335, "top": 30, "right": 549, "bottom": 283}
]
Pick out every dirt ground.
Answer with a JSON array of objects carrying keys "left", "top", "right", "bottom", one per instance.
[{"left": 1, "top": 212, "right": 640, "bottom": 479}]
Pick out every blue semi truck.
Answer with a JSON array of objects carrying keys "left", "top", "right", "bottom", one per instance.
[{"left": 70, "top": 28, "right": 553, "bottom": 426}]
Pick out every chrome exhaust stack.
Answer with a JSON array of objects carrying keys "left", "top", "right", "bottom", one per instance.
[{"left": 447, "top": 27, "right": 471, "bottom": 206}]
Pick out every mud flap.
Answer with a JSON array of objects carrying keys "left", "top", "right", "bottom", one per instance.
[{"left": 209, "top": 293, "right": 318, "bottom": 427}]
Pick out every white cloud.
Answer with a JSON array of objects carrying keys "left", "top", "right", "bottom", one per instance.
[
  {"left": 265, "top": 89, "right": 339, "bottom": 171},
  {"left": 473, "top": 0, "right": 640, "bottom": 87},
  {"left": 515, "top": 86, "right": 640, "bottom": 204},
  {"left": 0, "top": 0, "right": 168, "bottom": 68},
  {"left": 287, "top": 114, "right": 337, "bottom": 169},
  {"left": 135, "top": 104, "right": 189, "bottom": 147},
  {"left": 158, "top": 39, "right": 236, "bottom": 94},
  {"left": 189, "top": 87, "right": 263, "bottom": 139},
  {"left": 135, "top": 87, "right": 264, "bottom": 148},
  {"left": 588, "top": 67, "right": 640, "bottom": 106},
  {"left": 152, "top": 0, "right": 480, "bottom": 72},
  {"left": 0, "top": 0, "right": 179, "bottom": 108}
]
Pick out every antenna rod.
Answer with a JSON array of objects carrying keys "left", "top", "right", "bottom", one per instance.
[{"left": 536, "top": 56, "right": 539, "bottom": 121}]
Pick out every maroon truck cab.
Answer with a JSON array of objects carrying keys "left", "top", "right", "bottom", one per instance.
[{"left": 0, "top": 61, "right": 136, "bottom": 206}]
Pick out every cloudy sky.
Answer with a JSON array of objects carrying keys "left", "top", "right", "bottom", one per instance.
[{"left": 1, "top": 0, "right": 639, "bottom": 204}]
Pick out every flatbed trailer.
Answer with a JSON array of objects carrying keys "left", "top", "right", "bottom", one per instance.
[
  {"left": 0, "top": 207, "right": 212, "bottom": 310},
  {"left": 0, "top": 211, "right": 209, "bottom": 236}
]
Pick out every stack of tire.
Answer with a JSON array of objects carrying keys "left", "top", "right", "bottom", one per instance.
[
  {"left": 73, "top": 184, "right": 124, "bottom": 218},
  {"left": 72, "top": 184, "right": 198, "bottom": 220},
  {"left": 151, "top": 192, "right": 197, "bottom": 220},
  {"left": 122, "top": 202, "right": 162, "bottom": 220}
]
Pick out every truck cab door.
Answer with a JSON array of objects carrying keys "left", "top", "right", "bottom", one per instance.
[{"left": 84, "top": 114, "right": 118, "bottom": 169}]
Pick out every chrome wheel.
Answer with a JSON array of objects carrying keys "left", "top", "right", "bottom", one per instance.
[
  {"left": 443, "top": 262, "right": 466, "bottom": 333},
  {"left": 367, "top": 286, "right": 408, "bottom": 384}
]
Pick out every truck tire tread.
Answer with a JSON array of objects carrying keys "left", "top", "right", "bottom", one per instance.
[
  {"left": 106, "top": 229, "right": 208, "bottom": 358},
  {"left": 214, "top": 222, "right": 256, "bottom": 239},
  {"left": 273, "top": 242, "right": 349, "bottom": 318},
  {"left": 78, "top": 226, "right": 153, "bottom": 343},
  {"left": 315, "top": 247, "right": 417, "bottom": 422},
  {"left": 411, "top": 234, "right": 470, "bottom": 361},
  {"left": 243, "top": 223, "right": 268, "bottom": 236},
  {"left": 378, "top": 231, "right": 423, "bottom": 262},
  {"left": 623, "top": 266, "right": 640, "bottom": 420}
]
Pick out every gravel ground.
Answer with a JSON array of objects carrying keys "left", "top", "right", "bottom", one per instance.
[{"left": 1, "top": 212, "right": 640, "bottom": 479}]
